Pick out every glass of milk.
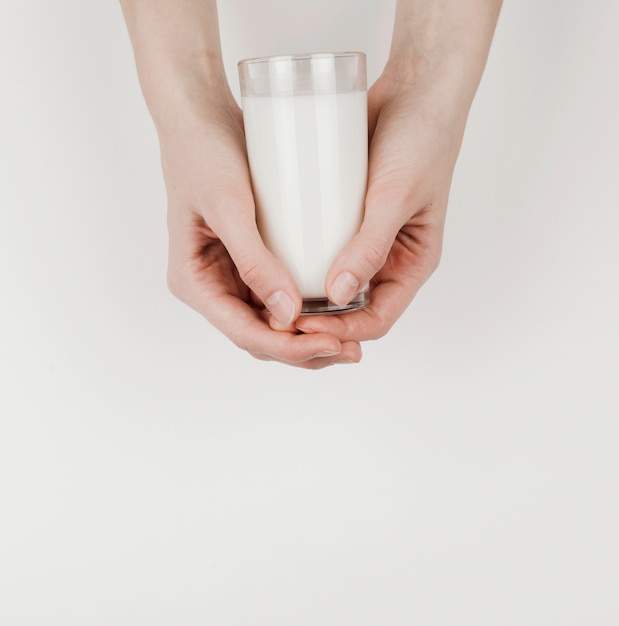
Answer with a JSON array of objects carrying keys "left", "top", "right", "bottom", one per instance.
[{"left": 238, "top": 52, "right": 369, "bottom": 314}]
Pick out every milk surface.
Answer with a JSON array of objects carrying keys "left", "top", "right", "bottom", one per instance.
[{"left": 242, "top": 91, "right": 368, "bottom": 298}]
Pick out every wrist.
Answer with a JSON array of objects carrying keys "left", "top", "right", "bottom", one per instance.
[
  {"left": 382, "top": 0, "right": 501, "bottom": 127},
  {"left": 121, "top": 0, "right": 235, "bottom": 136},
  {"left": 379, "top": 56, "right": 474, "bottom": 134},
  {"left": 138, "top": 55, "right": 236, "bottom": 136}
]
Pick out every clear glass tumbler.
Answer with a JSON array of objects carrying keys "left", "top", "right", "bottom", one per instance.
[{"left": 238, "top": 52, "right": 369, "bottom": 314}]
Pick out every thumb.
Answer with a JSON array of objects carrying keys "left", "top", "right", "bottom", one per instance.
[
  {"left": 220, "top": 219, "right": 302, "bottom": 326},
  {"left": 325, "top": 213, "right": 399, "bottom": 307}
]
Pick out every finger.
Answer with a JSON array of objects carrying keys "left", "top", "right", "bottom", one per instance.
[
  {"left": 268, "top": 313, "right": 298, "bottom": 333},
  {"left": 204, "top": 292, "right": 346, "bottom": 363},
  {"left": 166, "top": 215, "right": 354, "bottom": 368},
  {"left": 266, "top": 313, "right": 361, "bottom": 365},
  {"left": 324, "top": 210, "right": 400, "bottom": 308},
  {"left": 295, "top": 275, "right": 420, "bottom": 342},
  {"left": 216, "top": 215, "right": 303, "bottom": 327},
  {"left": 189, "top": 282, "right": 366, "bottom": 368},
  {"left": 251, "top": 339, "right": 363, "bottom": 369}
]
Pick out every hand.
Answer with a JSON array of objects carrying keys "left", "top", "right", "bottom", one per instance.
[
  {"left": 161, "top": 96, "right": 362, "bottom": 368},
  {"left": 120, "top": 0, "right": 500, "bottom": 365},
  {"left": 295, "top": 73, "right": 465, "bottom": 342}
]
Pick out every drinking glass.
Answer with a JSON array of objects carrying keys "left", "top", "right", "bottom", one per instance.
[{"left": 238, "top": 52, "right": 369, "bottom": 314}]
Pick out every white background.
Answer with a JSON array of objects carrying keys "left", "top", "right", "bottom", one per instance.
[{"left": 1, "top": 1, "right": 618, "bottom": 624}]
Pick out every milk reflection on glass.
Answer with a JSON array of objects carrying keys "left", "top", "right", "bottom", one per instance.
[{"left": 238, "top": 53, "right": 369, "bottom": 314}]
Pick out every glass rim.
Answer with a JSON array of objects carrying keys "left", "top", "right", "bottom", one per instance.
[{"left": 238, "top": 51, "right": 365, "bottom": 67}]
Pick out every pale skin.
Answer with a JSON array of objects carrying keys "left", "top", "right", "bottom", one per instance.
[{"left": 120, "top": 0, "right": 502, "bottom": 369}]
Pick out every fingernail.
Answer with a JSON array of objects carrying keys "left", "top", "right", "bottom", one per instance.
[
  {"left": 314, "top": 350, "right": 341, "bottom": 358},
  {"left": 330, "top": 271, "right": 360, "bottom": 305},
  {"left": 265, "top": 290, "right": 295, "bottom": 326}
]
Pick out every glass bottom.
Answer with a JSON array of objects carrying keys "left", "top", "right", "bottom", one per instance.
[{"left": 300, "top": 288, "right": 370, "bottom": 315}]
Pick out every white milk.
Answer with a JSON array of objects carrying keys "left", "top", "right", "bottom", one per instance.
[{"left": 242, "top": 90, "right": 368, "bottom": 299}]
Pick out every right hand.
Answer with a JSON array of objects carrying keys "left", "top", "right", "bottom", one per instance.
[{"left": 158, "top": 95, "right": 362, "bottom": 368}]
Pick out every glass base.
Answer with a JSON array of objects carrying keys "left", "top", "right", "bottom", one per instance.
[{"left": 300, "top": 289, "right": 370, "bottom": 315}]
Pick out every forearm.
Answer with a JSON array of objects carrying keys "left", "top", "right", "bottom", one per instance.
[
  {"left": 119, "top": 0, "right": 232, "bottom": 132},
  {"left": 384, "top": 0, "right": 502, "bottom": 126}
]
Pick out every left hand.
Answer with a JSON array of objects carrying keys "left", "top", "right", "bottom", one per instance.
[{"left": 294, "top": 72, "right": 467, "bottom": 342}]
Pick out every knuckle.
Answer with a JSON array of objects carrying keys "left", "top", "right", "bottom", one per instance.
[
  {"left": 371, "top": 322, "right": 391, "bottom": 341},
  {"left": 363, "top": 237, "right": 390, "bottom": 274},
  {"left": 236, "top": 256, "right": 262, "bottom": 289},
  {"left": 423, "top": 241, "right": 443, "bottom": 276},
  {"left": 249, "top": 351, "right": 271, "bottom": 363},
  {"left": 428, "top": 252, "right": 441, "bottom": 275},
  {"left": 365, "top": 307, "right": 393, "bottom": 341},
  {"left": 166, "top": 266, "right": 185, "bottom": 300}
]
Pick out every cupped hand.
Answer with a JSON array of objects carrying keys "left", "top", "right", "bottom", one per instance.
[
  {"left": 295, "top": 73, "right": 467, "bottom": 342},
  {"left": 160, "top": 96, "right": 361, "bottom": 368}
]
